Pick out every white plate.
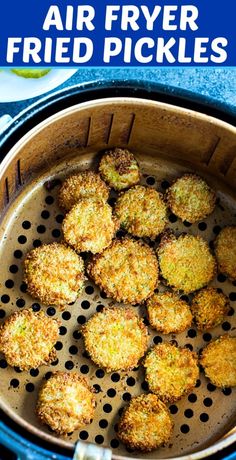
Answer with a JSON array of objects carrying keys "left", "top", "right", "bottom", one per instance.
[{"left": 0, "top": 69, "right": 78, "bottom": 102}]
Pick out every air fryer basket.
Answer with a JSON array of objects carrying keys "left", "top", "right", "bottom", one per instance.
[{"left": 0, "top": 97, "right": 236, "bottom": 460}]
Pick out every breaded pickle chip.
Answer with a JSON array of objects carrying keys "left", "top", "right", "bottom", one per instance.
[
  {"left": 59, "top": 171, "right": 110, "bottom": 211},
  {"left": 214, "top": 226, "right": 236, "bottom": 281},
  {"left": 0, "top": 309, "right": 58, "bottom": 370},
  {"left": 82, "top": 307, "right": 148, "bottom": 372},
  {"left": 200, "top": 335, "right": 236, "bottom": 387},
  {"left": 117, "top": 393, "right": 173, "bottom": 452},
  {"left": 114, "top": 185, "right": 167, "bottom": 239},
  {"left": 166, "top": 174, "right": 216, "bottom": 223},
  {"left": 87, "top": 237, "right": 159, "bottom": 304},
  {"left": 62, "top": 198, "right": 119, "bottom": 254},
  {"left": 157, "top": 232, "right": 216, "bottom": 294},
  {"left": 143, "top": 343, "right": 199, "bottom": 402},
  {"left": 36, "top": 372, "right": 95, "bottom": 434},
  {"left": 99, "top": 148, "right": 140, "bottom": 191},
  {"left": 191, "top": 287, "right": 230, "bottom": 330},
  {"left": 146, "top": 291, "right": 192, "bottom": 334},
  {"left": 24, "top": 243, "right": 85, "bottom": 307}
]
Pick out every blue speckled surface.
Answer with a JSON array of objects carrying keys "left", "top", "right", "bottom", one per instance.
[{"left": 0, "top": 68, "right": 236, "bottom": 118}]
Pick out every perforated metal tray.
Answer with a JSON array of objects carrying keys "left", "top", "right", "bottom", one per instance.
[{"left": 0, "top": 97, "right": 235, "bottom": 459}]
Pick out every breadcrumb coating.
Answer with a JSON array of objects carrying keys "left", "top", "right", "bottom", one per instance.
[
  {"left": 36, "top": 372, "right": 96, "bottom": 435},
  {"left": 87, "top": 237, "right": 159, "bottom": 304},
  {"left": 157, "top": 231, "right": 217, "bottom": 294},
  {"left": 0, "top": 309, "right": 58, "bottom": 370},
  {"left": 200, "top": 335, "right": 236, "bottom": 388},
  {"left": 166, "top": 174, "right": 216, "bottom": 223},
  {"left": 214, "top": 226, "right": 236, "bottom": 281},
  {"left": 117, "top": 393, "right": 173, "bottom": 452},
  {"left": 146, "top": 291, "right": 192, "bottom": 334},
  {"left": 114, "top": 185, "right": 167, "bottom": 239},
  {"left": 24, "top": 243, "right": 85, "bottom": 307},
  {"left": 62, "top": 198, "right": 119, "bottom": 254},
  {"left": 143, "top": 343, "right": 199, "bottom": 402},
  {"left": 82, "top": 307, "right": 148, "bottom": 372},
  {"left": 58, "top": 171, "right": 110, "bottom": 211},
  {"left": 99, "top": 148, "right": 140, "bottom": 191},
  {"left": 191, "top": 287, "right": 230, "bottom": 330}
]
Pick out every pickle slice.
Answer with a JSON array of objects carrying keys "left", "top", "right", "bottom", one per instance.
[{"left": 11, "top": 68, "right": 51, "bottom": 78}]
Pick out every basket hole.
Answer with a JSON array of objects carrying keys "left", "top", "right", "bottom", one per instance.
[
  {"left": 45, "top": 196, "right": 54, "bottom": 205},
  {"left": 180, "top": 424, "right": 190, "bottom": 433},
  {"left": 146, "top": 176, "right": 155, "bottom": 186},
  {"left": 85, "top": 285, "right": 94, "bottom": 295},
  {"left": 169, "top": 404, "right": 178, "bottom": 414},
  {"left": 25, "top": 383, "right": 35, "bottom": 392},
  {"left": 96, "top": 369, "right": 105, "bottom": 379},
  {"left": 22, "top": 220, "right": 31, "bottom": 230},
  {"left": 41, "top": 210, "right": 50, "bottom": 219},
  {"left": 188, "top": 393, "right": 197, "bottom": 403},
  {"left": 18, "top": 235, "right": 27, "bottom": 244},
  {"left": 93, "top": 384, "right": 102, "bottom": 393},
  {"left": 10, "top": 378, "right": 19, "bottom": 388},
  {"left": 222, "top": 388, "right": 232, "bottom": 396},
  {"left": 200, "top": 413, "right": 209, "bottom": 422},
  {"left": 110, "top": 439, "right": 119, "bottom": 448},
  {"left": 103, "top": 403, "right": 112, "bottom": 413},
  {"left": 79, "top": 431, "right": 88, "bottom": 440},
  {"left": 99, "top": 419, "right": 108, "bottom": 429},
  {"left": 95, "top": 435, "right": 104, "bottom": 445},
  {"left": 52, "top": 229, "right": 61, "bottom": 238},
  {"left": 5, "top": 279, "right": 14, "bottom": 288},
  {"left": 203, "top": 397, "right": 213, "bottom": 407},
  {"left": 14, "top": 250, "right": 23, "bottom": 259}
]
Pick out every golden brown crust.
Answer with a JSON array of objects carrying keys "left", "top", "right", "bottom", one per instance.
[
  {"left": 214, "top": 226, "right": 236, "bottom": 281},
  {"left": 143, "top": 343, "right": 199, "bottom": 403},
  {"left": 99, "top": 148, "right": 140, "bottom": 191},
  {"left": 82, "top": 307, "right": 148, "bottom": 372},
  {"left": 0, "top": 309, "right": 59, "bottom": 370},
  {"left": 62, "top": 198, "right": 119, "bottom": 254},
  {"left": 166, "top": 173, "right": 216, "bottom": 223},
  {"left": 58, "top": 171, "right": 110, "bottom": 211},
  {"left": 23, "top": 243, "right": 85, "bottom": 307},
  {"left": 114, "top": 185, "right": 168, "bottom": 239},
  {"left": 146, "top": 291, "right": 192, "bottom": 334},
  {"left": 87, "top": 237, "right": 159, "bottom": 304},
  {"left": 157, "top": 231, "right": 217, "bottom": 294},
  {"left": 117, "top": 393, "right": 173, "bottom": 452},
  {"left": 36, "top": 371, "right": 96, "bottom": 435},
  {"left": 191, "top": 287, "right": 230, "bottom": 330},
  {"left": 200, "top": 335, "right": 236, "bottom": 388}
]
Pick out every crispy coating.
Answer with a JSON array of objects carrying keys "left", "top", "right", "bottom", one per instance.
[
  {"left": 166, "top": 174, "right": 216, "bottom": 223},
  {"left": 99, "top": 148, "right": 140, "bottom": 191},
  {"left": 143, "top": 343, "right": 199, "bottom": 402},
  {"left": 58, "top": 171, "right": 110, "bottom": 211},
  {"left": 36, "top": 371, "right": 95, "bottom": 435},
  {"left": 200, "top": 335, "right": 236, "bottom": 387},
  {"left": 0, "top": 309, "right": 58, "bottom": 370},
  {"left": 24, "top": 243, "right": 85, "bottom": 307},
  {"left": 114, "top": 185, "right": 167, "bottom": 239},
  {"left": 82, "top": 307, "right": 148, "bottom": 372},
  {"left": 62, "top": 198, "right": 119, "bottom": 254},
  {"left": 117, "top": 393, "right": 173, "bottom": 452},
  {"left": 157, "top": 231, "right": 217, "bottom": 294},
  {"left": 87, "top": 237, "right": 159, "bottom": 304},
  {"left": 214, "top": 226, "right": 236, "bottom": 281},
  {"left": 146, "top": 291, "right": 192, "bottom": 334},
  {"left": 191, "top": 287, "right": 230, "bottom": 330}
]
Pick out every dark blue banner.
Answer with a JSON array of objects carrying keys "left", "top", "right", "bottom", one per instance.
[{"left": 0, "top": 0, "right": 235, "bottom": 66}]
